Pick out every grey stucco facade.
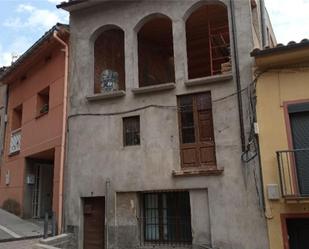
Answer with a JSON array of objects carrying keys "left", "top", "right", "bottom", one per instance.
[{"left": 63, "top": 1, "right": 270, "bottom": 249}]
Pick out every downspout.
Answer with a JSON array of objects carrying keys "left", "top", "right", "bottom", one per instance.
[
  {"left": 229, "top": 0, "right": 246, "bottom": 152},
  {"left": 1, "top": 85, "right": 8, "bottom": 160},
  {"left": 53, "top": 28, "right": 69, "bottom": 234},
  {"left": 259, "top": 0, "right": 267, "bottom": 47}
]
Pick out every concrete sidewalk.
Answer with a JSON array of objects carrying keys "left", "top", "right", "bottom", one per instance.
[
  {"left": 0, "top": 238, "right": 38, "bottom": 249},
  {"left": 0, "top": 209, "right": 43, "bottom": 240}
]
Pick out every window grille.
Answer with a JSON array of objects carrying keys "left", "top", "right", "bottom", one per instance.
[
  {"left": 123, "top": 116, "right": 140, "bottom": 146},
  {"left": 141, "top": 191, "right": 192, "bottom": 244}
]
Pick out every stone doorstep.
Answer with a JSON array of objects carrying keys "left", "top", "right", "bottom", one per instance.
[
  {"left": 33, "top": 244, "right": 59, "bottom": 249},
  {"left": 34, "top": 234, "right": 73, "bottom": 249}
]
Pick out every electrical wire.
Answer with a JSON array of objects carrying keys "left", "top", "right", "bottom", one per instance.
[{"left": 68, "top": 73, "right": 265, "bottom": 120}]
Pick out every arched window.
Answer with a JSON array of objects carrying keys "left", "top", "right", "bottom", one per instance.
[
  {"left": 138, "top": 16, "right": 175, "bottom": 87},
  {"left": 94, "top": 28, "right": 125, "bottom": 94},
  {"left": 186, "top": 3, "right": 230, "bottom": 79}
]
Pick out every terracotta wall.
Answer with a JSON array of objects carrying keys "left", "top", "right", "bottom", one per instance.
[{"left": 0, "top": 44, "right": 65, "bottom": 218}]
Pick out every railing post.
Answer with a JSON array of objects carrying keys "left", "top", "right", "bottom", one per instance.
[
  {"left": 52, "top": 211, "right": 57, "bottom": 236},
  {"left": 44, "top": 212, "right": 49, "bottom": 239},
  {"left": 277, "top": 151, "right": 285, "bottom": 197}
]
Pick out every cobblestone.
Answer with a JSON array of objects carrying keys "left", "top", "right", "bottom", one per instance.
[{"left": 0, "top": 239, "right": 38, "bottom": 249}]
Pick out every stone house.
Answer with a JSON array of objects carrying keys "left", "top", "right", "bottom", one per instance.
[{"left": 58, "top": 1, "right": 275, "bottom": 248}]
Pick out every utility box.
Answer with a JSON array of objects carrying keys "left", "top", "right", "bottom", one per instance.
[
  {"left": 26, "top": 174, "right": 35, "bottom": 185},
  {"left": 267, "top": 184, "right": 280, "bottom": 200},
  {"left": 5, "top": 170, "right": 10, "bottom": 185}
]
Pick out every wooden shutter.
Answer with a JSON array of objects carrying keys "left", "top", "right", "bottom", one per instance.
[
  {"left": 179, "top": 92, "right": 216, "bottom": 168},
  {"left": 196, "top": 93, "right": 216, "bottom": 166},
  {"left": 179, "top": 95, "right": 198, "bottom": 167}
]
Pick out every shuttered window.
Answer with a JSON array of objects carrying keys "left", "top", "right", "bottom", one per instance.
[{"left": 178, "top": 92, "right": 216, "bottom": 168}]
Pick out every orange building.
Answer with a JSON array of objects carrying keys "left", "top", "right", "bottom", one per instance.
[{"left": 0, "top": 24, "right": 68, "bottom": 231}]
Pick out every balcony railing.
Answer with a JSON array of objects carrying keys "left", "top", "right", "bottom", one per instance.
[
  {"left": 9, "top": 128, "right": 21, "bottom": 154},
  {"left": 277, "top": 149, "right": 309, "bottom": 198}
]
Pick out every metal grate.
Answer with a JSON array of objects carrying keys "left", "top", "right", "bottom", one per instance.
[
  {"left": 123, "top": 116, "right": 140, "bottom": 146},
  {"left": 140, "top": 191, "right": 192, "bottom": 245}
]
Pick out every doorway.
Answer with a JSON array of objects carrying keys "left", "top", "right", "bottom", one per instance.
[
  {"left": 31, "top": 163, "right": 53, "bottom": 218},
  {"left": 24, "top": 159, "right": 54, "bottom": 219},
  {"left": 83, "top": 197, "right": 105, "bottom": 249},
  {"left": 286, "top": 217, "right": 309, "bottom": 249}
]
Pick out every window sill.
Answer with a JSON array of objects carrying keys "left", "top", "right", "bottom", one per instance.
[
  {"left": 185, "top": 73, "right": 233, "bottom": 87},
  {"left": 140, "top": 243, "right": 192, "bottom": 248},
  {"left": 87, "top": 90, "right": 126, "bottom": 101},
  {"left": 9, "top": 150, "right": 20, "bottom": 157},
  {"left": 132, "top": 82, "right": 175, "bottom": 94},
  {"left": 140, "top": 244, "right": 191, "bottom": 249},
  {"left": 35, "top": 111, "right": 48, "bottom": 119},
  {"left": 172, "top": 167, "right": 223, "bottom": 177}
]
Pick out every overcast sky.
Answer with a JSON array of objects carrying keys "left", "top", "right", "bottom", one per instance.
[{"left": 0, "top": 0, "right": 309, "bottom": 67}]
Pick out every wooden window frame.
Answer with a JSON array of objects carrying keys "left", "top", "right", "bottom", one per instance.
[
  {"left": 178, "top": 92, "right": 217, "bottom": 169},
  {"left": 36, "top": 86, "right": 50, "bottom": 118},
  {"left": 11, "top": 104, "right": 23, "bottom": 131},
  {"left": 123, "top": 116, "right": 140, "bottom": 146}
]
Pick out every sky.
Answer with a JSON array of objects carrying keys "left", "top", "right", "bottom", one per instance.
[{"left": 0, "top": 0, "right": 309, "bottom": 67}]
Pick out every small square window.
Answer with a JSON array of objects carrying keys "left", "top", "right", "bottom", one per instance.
[
  {"left": 123, "top": 116, "right": 140, "bottom": 146},
  {"left": 12, "top": 105, "right": 22, "bottom": 130},
  {"left": 37, "top": 87, "right": 49, "bottom": 116}
]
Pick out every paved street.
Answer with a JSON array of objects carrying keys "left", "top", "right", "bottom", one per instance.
[
  {"left": 0, "top": 239, "right": 38, "bottom": 249},
  {"left": 0, "top": 209, "right": 43, "bottom": 240}
]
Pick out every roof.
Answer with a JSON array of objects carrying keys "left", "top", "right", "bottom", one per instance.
[
  {"left": 0, "top": 67, "right": 8, "bottom": 78},
  {"left": 57, "top": 0, "right": 87, "bottom": 9},
  {"left": 57, "top": 0, "right": 108, "bottom": 11},
  {"left": 251, "top": 39, "right": 309, "bottom": 57},
  {"left": 0, "top": 23, "right": 69, "bottom": 83}
]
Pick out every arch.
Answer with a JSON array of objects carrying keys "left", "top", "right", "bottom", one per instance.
[
  {"left": 92, "top": 25, "right": 125, "bottom": 93},
  {"left": 185, "top": 1, "right": 231, "bottom": 79},
  {"left": 90, "top": 24, "right": 124, "bottom": 45},
  {"left": 134, "top": 13, "right": 172, "bottom": 33},
  {"left": 136, "top": 14, "right": 175, "bottom": 87},
  {"left": 183, "top": 0, "right": 228, "bottom": 22}
]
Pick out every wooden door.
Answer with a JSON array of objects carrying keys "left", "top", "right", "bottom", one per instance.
[
  {"left": 84, "top": 197, "right": 105, "bottom": 249},
  {"left": 178, "top": 93, "right": 216, "bottom": 168}
]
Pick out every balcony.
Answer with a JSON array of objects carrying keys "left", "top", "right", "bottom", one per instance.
[
  {"left": 277, "top": 149, "right": 309, "bottom": 199},
  {"left": 9, "top": 128, "right": 21, "bottom": 155}
]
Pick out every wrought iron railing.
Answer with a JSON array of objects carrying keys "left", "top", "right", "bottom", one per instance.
[
  {"left": 277, "top": 149, "right": 309, "bottom": 198},
  {"left": 10, "top": 128, "right": 21, "bottom": 154},
  {"left": 138, "top": 216, "right": 192, "bottom": 246}
]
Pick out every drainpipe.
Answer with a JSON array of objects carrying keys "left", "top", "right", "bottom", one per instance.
[
  {"left": 229, "top": 0, "right": 246, "bottom": 152},
  {"left": 259, "top": 0, "right": 267, "bottom": 47},
  {"left": 105, "top": 179, "right": 110, "bottom": 249},
  {"left": 53, "top": 28, "right": 69, "bottom": 234},
  {"left": 1, "top": 85, "right": 8, "bottom": 160}
]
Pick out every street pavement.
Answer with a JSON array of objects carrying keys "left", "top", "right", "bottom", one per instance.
[
  {"left": 0, "top": 209, "right": 43, "bottom": 240},
  {"left": 0, "top": 239, "right": 38, "bottom": 249}
]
